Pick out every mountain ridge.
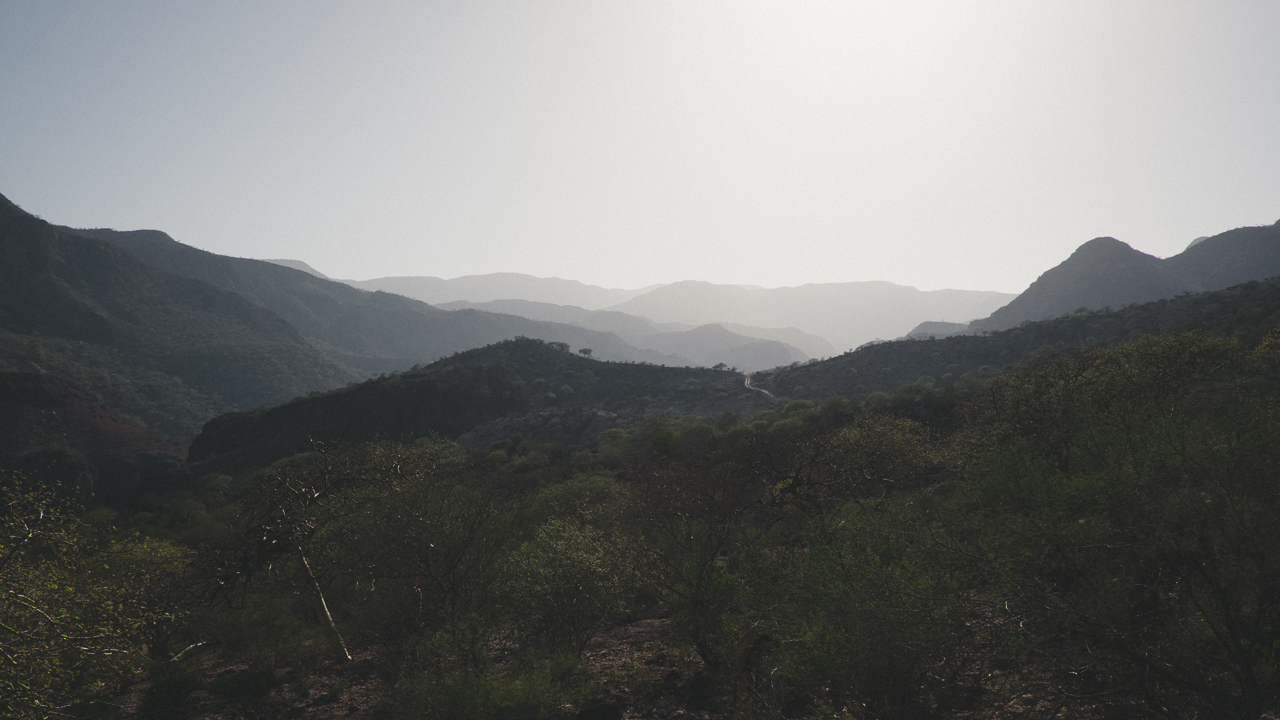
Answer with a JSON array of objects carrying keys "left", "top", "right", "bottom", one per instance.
[{"left": 966, "top": 222, "right": 1280, "bottom": 332}]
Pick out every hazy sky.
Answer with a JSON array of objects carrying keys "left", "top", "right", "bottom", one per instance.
[{"left": 3, "top": 2, "right": 1278, "bottom": 293}]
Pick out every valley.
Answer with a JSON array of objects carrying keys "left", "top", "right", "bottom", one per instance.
[{"left": 3, "top": 192, "right": 1279, "bottom": 720}]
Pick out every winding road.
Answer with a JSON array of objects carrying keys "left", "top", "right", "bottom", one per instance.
[{"left": 743, "top": 373, "right": 778, "bottom": 401}]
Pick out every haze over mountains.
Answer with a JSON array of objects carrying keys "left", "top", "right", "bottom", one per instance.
[
  {"left": 966, "top": 220, "right": 1280, "bottom": 333},
  {"left": 347, "top": 273, "right": 657, "bottom": 310},
  {"left": 438, "top": 298, "right": 835, "bottom": 359},
  {"left": 73, "top": 227, "right": 687, "bottom": 372},
  {"left": 5, "top": 185, "right": 1280, "bottom": 450},
  {"left": 350, "top": 274, "right": 1014, "bottom": 352}
]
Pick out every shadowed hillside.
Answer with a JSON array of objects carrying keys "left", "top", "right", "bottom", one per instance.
[
  {"left": 0, "top": 194, "right": 356, "bottom": 437},
  {"left": 969, "top": 237, "right": 1199, "bottom": 333},
  {"left": 76, "top": 228, "right": 686, "bottom": 372},
  {"left": 966, "top": 221, "right": 1280, "bottom": 332},
  {"left": 1165, "top": 220, "right": 1280, "bottom": 290},
  {"left": 189, "top": 338, "right": 776, "bottom": 475},
  {"left": 755, "top": 275, "right": 1280, "bottom": 403},
  {"left": 0, "top": 372, "right": 187, "bottom": 505}
]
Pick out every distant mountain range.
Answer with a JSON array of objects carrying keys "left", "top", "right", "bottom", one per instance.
[
  {"left": 606, "top": 280, "right": 1014, "bottom": 351},
  {"left": 964, "top": 221, "right": 1280, "bottom": 333},
  {"left": 190, "top": 272, "right": 1280, "bottom": 477},
  {"left": 7, "top": 182, "right": 1278, "bottom": 458},
  {"left": 439, "top": 298, "right": 833, "bottom": 362},
  {"left": 355, "top": 276, "right": 1015, "bottom": 352},
  {"left": 347, "top": 273, "right": 659, "bottom": 310},
  {"left": 757, "top": 271, "right": 1280, "bottom": 405},
  {"left": 73, "top": 228, "right": 687, "bottom": 372}
]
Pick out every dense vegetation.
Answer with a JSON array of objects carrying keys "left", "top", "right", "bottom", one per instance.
[
  {"left": 187, "top": 338, "right": 775, "bottom": 475},
  {"left": 757, "top": 275, "right": 1280, "bottom": 401},
  {"left": 5, "top": 330, "right": 1277, "bottom": 719}
]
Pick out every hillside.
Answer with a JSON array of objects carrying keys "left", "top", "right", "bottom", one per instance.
[
  {"left": 1165, "top": 220, "right": 1280, "bottom": 290},
  {"left": 0, "top": 372, "right": 186, "bottom": 505},
  {"left": 968, "top": 237, "right": 1199, "bottom": 333},
  {"left": 0, "top": 194, "right": 356, "bottom": 438},
  {"left": 965, "top": 221, "right": 1280, "bottom": 332},
  {"left": 261, "top": 258, "right": 329, "bottom": 278},
  {"left": 188, "top": 338, "right": 776, "bottom": 474},
  {"left": 754, "top": 275, "right": 1280, "bottom": 402},
  {"left": 74, "top": 228, "right": 689, "bottom": 370}
]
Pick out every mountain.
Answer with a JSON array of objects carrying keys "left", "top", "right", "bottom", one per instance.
[
  {"left": 73, "top": 228, "right": 690, "bottom": 371},
  {"left": 189, "top": 338, "right": 776, "bottom": 474},
  {"left": 262, "top": 258, "right": 328, "bottom": 278},
  {"left": 0, "top": 372, "right": 186, "bottom": 506},
  {"left": 905, "top": 321, "right": 970, "bottom": 339},
  {"left": 623, "top": 324, "right": 807, "bottom": 371},
  {"left": 0, "top": 193, "right": 356, "bottom": 438},
  {"left": 966, "top": 221, "right": 1280, "bottom": 333},
  {"left": 716, "top": 323, "right": 836, "bottom": 358},
  {"left": 968, "top": 238, "right": 1200, "bottom": 333},
  {"left": 753, "top": 274, "right": 1280, "bottom": 404},
  {"left": 1164, "top": 221, "right": 1280, "bottom": 291},
  {"left": 606, "top": 280, "right": 1015, "bottom": 351},
  {"left": 441, "top": 299, "right": 832, "bottom": 368},
  {"left": 346, "top": 273, "right": 659, "bottom": 310},
  {"left": 438, "top": 299, "right": 596, "bottom": 325}
]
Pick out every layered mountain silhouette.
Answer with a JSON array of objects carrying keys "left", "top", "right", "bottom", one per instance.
[
  {"left": 0, "top": 193, "right": 355, "bottom": 437},
  {"left": 967, "top": 221, "right": 1280, "bottom": 333},
  {"left": 628, "top": 324, "right": 807, "bottom": 370},
  {"left": 190, "top": 337, "right": 775, "bottom": 474},
  {"left": 262, "top": 258, "right": 329, "bottom": 278},
  {"left": 440, "top": 298, "right": 833, "bottom": 365},
  {"left": 73, "top": 228, "right": 689, "bottom": 372},
  {"left": 606, "top": 280, "right": 1014, "bottom": 350},
  {"left": 1165, "top": 222, "right": 1280, "bottom": 290},
  {"left": 755, "top": 272, "right": 1280, "bottom": 404},
  {"left": 348, "top": 273, "right": 657, "bottom": 310}
]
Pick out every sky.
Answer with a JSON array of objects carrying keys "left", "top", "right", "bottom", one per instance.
[{"left": 2, "top": 1, "right": 1278, "bottom": 294}]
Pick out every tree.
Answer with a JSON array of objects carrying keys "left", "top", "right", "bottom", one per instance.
[
  {"left": 0, "top": 472, "right": 164, "bottom": 718},
  {"left": 578, "top": 348, "right": 593, "bottom": 357},
  {"left": 954, "top": 333, "right": 1280, "bottom": 719}
]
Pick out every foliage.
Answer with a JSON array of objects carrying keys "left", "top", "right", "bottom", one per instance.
[
  {"left": 11, "top": 328, "right": 1280, "bottom": 718},
  {"left": 0, "top": 471, "right": 184, "bottom": 718}
]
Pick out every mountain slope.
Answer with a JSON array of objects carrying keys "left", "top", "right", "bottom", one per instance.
[
  {"left": 1164, "top": 221, "right": 1280, "bottom": 291},
  {"left": 0, "top": 372, "right": 187, "bottom": 505},
  {"left": 626, "top": 324, "right": 808, "bottom": 371},
  {"left": 74, "top": 228, "right": 689, "bottom": 370},
  {"left": 262, "top": 258, "right": 329, "bottom": 278},
  {"left": 0, "top": 193, "right": 356, "bottom": 437},
  {"left": 968, "top": 238, "right": 1200, "bottom": 333},
  {"left": 964, "top": 222, "right": 1280, "bottom": 334},
  {"left": 189, "top": 338, "right": 775, "bottom": 474},
  {"left": 754, "top": 274, "right": 1280, "bottom": 403}
]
